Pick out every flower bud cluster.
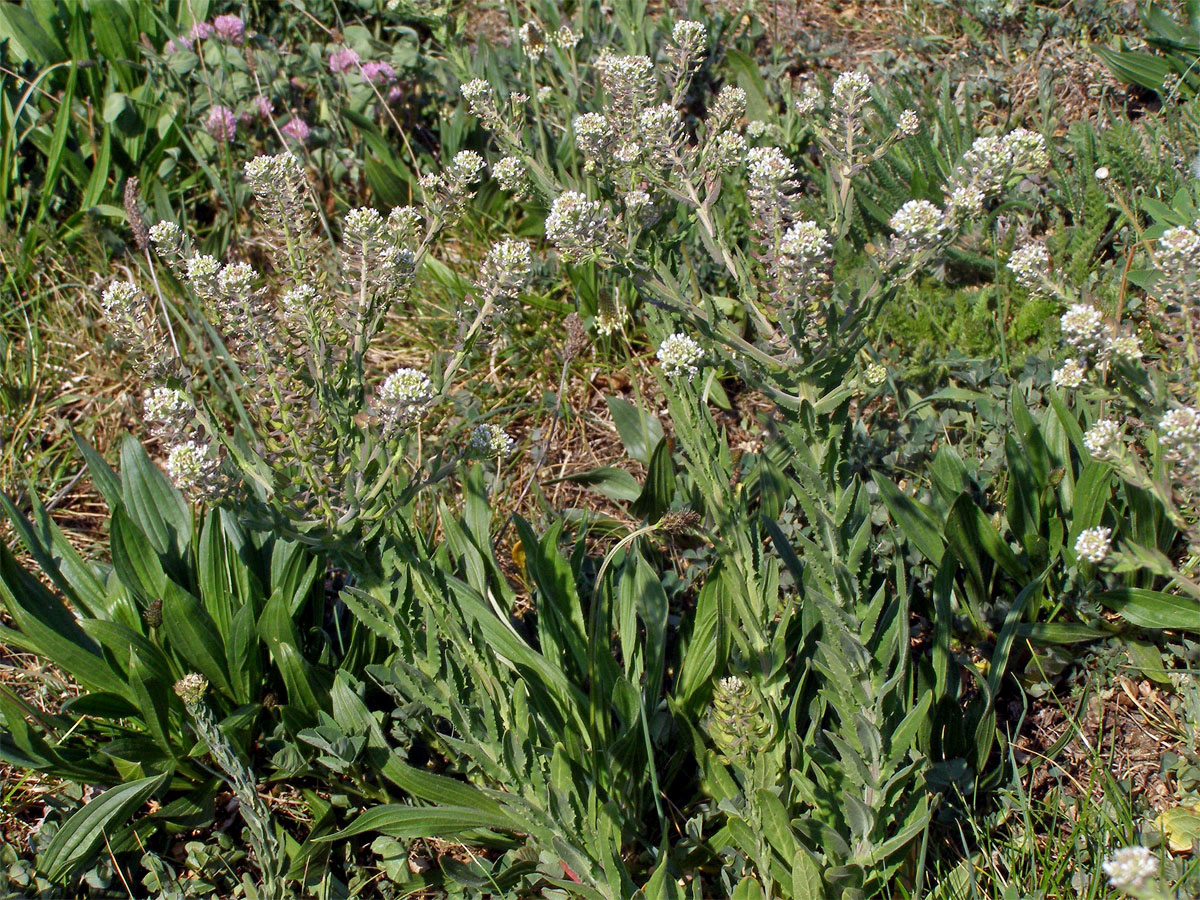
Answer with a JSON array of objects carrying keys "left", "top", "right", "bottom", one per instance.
[
  {"left": 1083, "top": 418, "right": 1122, "bottom": 460},
  {"left": 657, "top": 333, "right": 704, "bottom": 381},
  {"left": 165, "top": 439, "right": 226, "bottom": 500},
  {"left": 545, "top": 192, "right": 611, "bottom": 261},
  {"left": 1007, "top": 242, "right": 1049, "bottom": 292},
  {"left": 1074, "top": 526, "right": 1112, "bottom": 564},
  {"left": 469, "top": 423, "right": 517, "bottom": 458},
  {"left": 746, "top": 146, "right": 798, "bottom": 234},
  {"left": 705, "top": 674, "right": 773, "bottom": 764},
  {"left": 1059, "top": 303, "right": 1107, "bottom": 357},
  {"left": 421, "top": 150, "right": 485, "bottom": 222},
  {"left": 1160, "top": 406, "right": 1200, "bottom": 473},
  {"left": 595, "top": 51, "right": 656, "bottom": 131},
  {"left": 778, "top": 220, "right": 832, "bottom": 301},
  {"left": 888, "top": 200, "right": 947, "bottom": 254},
  {"left": 377, "top": 368, "right": 435, "bottom": 432}
]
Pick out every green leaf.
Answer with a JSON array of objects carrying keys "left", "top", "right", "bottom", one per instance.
[
  {"left": 0, "top": 4, "right": 65, "bottom": 63},
  {"left": 606, "top": 396, "right": 663, "bottom": 466},
  {"left": 630, "top": 437, "right": 676, "bottom": 522},
  {"left": 871, "top": 474, "right": 945, "bottom": 564},
  {"left": 120, "top": 435, "right": 191, "bottom": 565},
  {"left": 321, "top": 805, "right": 516, "bottom": 841},
  {"left": 550, "top": 467, "right": 643, "bottom": 502},
  {"left": 161, "top": 583, "right": 232, "bottom": 697},
  {"left": 40, "top": 773, "right": 168, "bottom": 882},
  {"left": 1097, "top": 588, "right": 1200, "bottom": 630}
]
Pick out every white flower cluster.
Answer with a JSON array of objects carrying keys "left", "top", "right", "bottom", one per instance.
[
  {"left": 217, "top": 261, "right": 256, "bottom": 296},
  {"left": 545, "top": 192, "right": 609, "bottom": 261},
  {"left": 1074, "top": 526, "right": 1112, "bottom": 564},
  {"left": 657, "top": 333, "right": 704, "bottom": 380},
  {"left": 1007, "top": 242, "right": 1049, "bottom": 292},
  {"left": 1051, "top": 360, "right": 1086, "bottom": 389},
  {"left": 1083, "top": 419, "right": 1122, "bottom": 460},
  {"left": 492, "top": 156, "right": 529, "bottom": 195},
  {"left": 1160, "top": 406, "right": 1200, "bottom": 471},
  {"left": 149, "top": 221, "right": 184, "bottom": 255},
  {"left": 746, "top": 146, "right": 797, "bottom": 229},
  {"left": 956, "top": 129, "right": 1048, "bottom": 194},
  {"left": 469, "top": 423, "right": 516, "bottom": 458},
  {"left": 377, "top": 367, "right": 434, "bottom": 431},
  {"left": 794, "top": 83, "right": 822, "bottom": 116},
  {"left": 888, "top": 200, "right": 946, "bottom": 253},
  {"left": 518, "top": 23, "right": 546, "bottom": 58},
  {"left": 1101, "top": 847, "right": 1158, "bottom": 892},
  {"left": 831, "top": 71, "right": 871, "bottom": 109},
  {"left": 1155, "top": 225, "right": 1200, "bottom": 278},
  {"left": 863, "top": 363, "right": 887, "bottom": 387},
  {"left": 947, "top": 185, "right": 985, "bottom": 220},
  {"left": 144, "top": 387, "right": 191, "bottom": 437},
  {"left": 166, "top": 439, "right": 223, "bottom": 498},
  {"left": 897, "top": 109, "right": 920, "bottom": 136},
  {"left": 476, "top": 239, "right": 533, "bottom": 308},
  {"left": 672, "top": 20, "right": 707, "bottom": 56},
  {"left": 344, "top": 207, "right": 387, "bottom": 244},
  {"left": 387, "top": 206, "right": 423, "bottom": 243},
  {"left": 1107, "top": 333, "right": 1142, "bottom": 361},
  {"left": 573, "top": 112, "right": 613, "bottom": 161},
  {"left": 779, "top": 220, "right": 832, "bottom": 299},
  {"left": 1060, "top": 303, "right": 1107, "bottom": 356},
  {"left": 709, "top": 85, "right": 747, "bottom": 131},
  {"left": 421, "top": 150, "right": 485, "bottom": 220},
  {"left": 595, "top": 50, "right": 656, "bottom": 128}
]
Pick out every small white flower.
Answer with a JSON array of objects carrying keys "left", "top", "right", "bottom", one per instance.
[
  {"left": 387, "top": 206, "right": 423, "bottom": 242},
  {"left": 378, "top": 367, "right": 434, "bottom": 429},
  {"left": 217, "top": 262, "right": 255, "bottom": 295},
  {"left": 863, "top": 363, "right": 887, "bottom": 387},
  {"left": 624, "top": 190, "right": 652, "bottom": 213},
  {"left": 545, "top": 191, "right": 609, "bottom": 259},
  {"left": 551, "top": 24, "right": 579, "bottom": 48},
  {"left": 1075, "top": 526, "right": 1112, "bottom": 564},
  {"left": 149, "top": 221, "right": 183, "bottom": 253},
  {"left": 165, "top": 440, "right": 221, "bottom": 495},
  {"left": 897, "top": 109, "right": 920, "bottom": 136},
  {"left": 1102, "top": 846, "right": 1158, "bottom": 891},
  {"left": 1008, "top": 242, "right": 1050, "bottom": 291},
  {"left": 537, "top": 86, "right": 552, "bottom": 103},
  {"left": 1060, "top": 303, "right": 1107, "bottom": 356},
  {"left": 793, "top": 83, "right": 821, "bottom": 116},
  {"left": 1083, "top": 419, "right": 1122, "bottom": 460},
  {"left": 832, "top": 71, "right": 871, "bottom": 107},
  {"left": 1107, "top": 333, "right": 1142, "bottom": 361},
  {"left": 657, "top": 333, "right": 704, "bottom": 381},
  {"left": 492, "top": 156, "right": 527, "bottom": 193},
  {"left": 672, "top": 20, "right": 707, "bottom": 54},
  {"left": 1051, "top": 360, "right": 1086, "bottom": 389},
  {"left": 889, "top": 200, "right": 946, "bottom": 251},
  {"left": 144, "top": 387, "right": 190, "bottom": 429},
  {"left": 343, "top": 207, "right": 386, "bottom": 242},
  {"left": 469, "top": 423, "right": 516, "bottom": 458}
]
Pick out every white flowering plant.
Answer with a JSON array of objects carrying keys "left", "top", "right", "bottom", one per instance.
[{"left": 109, "top": 151, "right": 527, "bottom": 561}]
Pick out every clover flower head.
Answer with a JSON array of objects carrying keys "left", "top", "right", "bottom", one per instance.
[
  {"left": 378, "top": 368, "right": 434, "bottom": 429},
  {"left": 1051, "top": 360, "right": 1086, "bottom": 389},
  {"left": 361, "top": 60, "right": 397, "bottom": 85},
  {"left": 189, "top": 21, "right": 215, "bottom": 41},
  {"left": 469, "top": 424, "right": 516, "bottom": 458},
  {"left": 1083, "top": 419, "right": 1122, "bottom": 460},
  {"left": 1102, "top": 847, "right": 1158, "bottom": 891},
  {"left": 329, "top": 46, "right": 361, "bottom": 74},
  {"left": 672, "top": 20, "right": 707, "bottom": 55},
  {"left": 254, "top": 95, "right": 274, "bottom": 118},
  {"left": 518, "top": 23, "right": 546, "bottom": 58},
  {"left": 1075, "top": 526, "right": 1112, "bottom": 564},
  {"left": 545, "top": 191, "right": 609, "bottom": 259},
  {"left": 218, "top": 262, "right": 255, "bottom": 295},
  {"left": 149, "top": 221, "right": 183, "bottom": 254},
  {"left": 1008, "top": 242, "right": 1049, "bottom": 291},
  {"left": 205, "top": 106, "right": 237, "bottom": 142},
  {"left": 832, "top": 71, "right": 871, "bottom": 107},
  {"left": 164, "top": 37, "right": 192, "bottom": 54},
  {"left": 551, "top": 25, "right": 580, "bottom": 48},
  {"left": 657, "top": 333, "right": 704, "bottom": 380},
  {"left": 344, "top": 207, "right": 386, "bottom": 242},
  {"left": 282, "top": 117, "right": 310, "bottom": 143},
  {"left": 1060, "top": 303, "right": 1107, "bottom": 356},
  {"left": 889, "top": 200, "right": 946, "bottom": 251},
  {"left": 213, "top": 14, "right": 245, "bottom": 43}
]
